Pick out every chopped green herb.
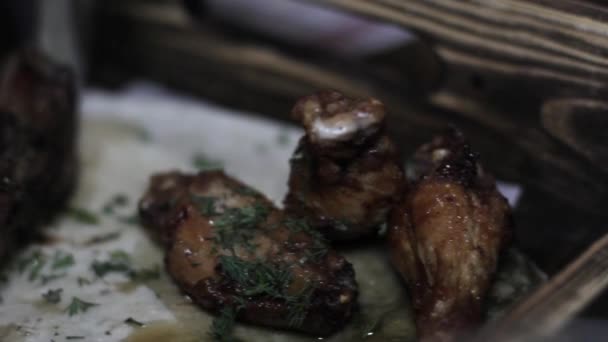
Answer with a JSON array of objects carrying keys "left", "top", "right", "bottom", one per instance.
[
  {"left": 65, "top": 297, "right": 98, "bottom": 316},
  {"left": 211, "top": 203, "right": 270, "bottom": 253},
  {"left": 42, "top": 288, "right": 63, "bottom": 304},
  {"left": 124, "top": 317, "right": 145, "bottom": 327},
  {"left": 92, "top": 251, "right": 160, "bottom": 282},
  {"left": 284, "top": 218, "right": 328, "bottom": 262},
  {"left": 67, "top": 207, "right": 99, "bottom": 225},
  {"left": 102, "top": 194, "right": 129, "bottom": 215},
  {"left": 16, "top": 250, "right": 44, "bottom": 274},
  {"left": 192, "top": 153, "right": 223, "bottom": 171},
  {"left": 91, "top": 250, "right": 132, "bottom": 277},
  {"left": 129, "top": 265, "right": 161, "bottom": 282},
  {"left": 51, "top": 251, "right": 75, "bottom": 270},
  {"left": 219, "top": 256, "right": 292, "bottom": 298},
  {"left": 216, "top": 254, "right": 315, "bottom": 338},
  {"left": 110, "top": 250, "right": 130, "bottom": 261},
  {"left": 210, "top": 306, "right": 238, "bottom": 342},
  {"left": 191, "top": 195, "right": 218, "bottom": 216},
  {"left": 85, "top": 231, "right": 122, "bottom": 245},
  {"left": 286, "top": 285, "right": 314, "bottom": 327},
  {"left": 77, "top": 277, "right": 92, "bottom": 286}
]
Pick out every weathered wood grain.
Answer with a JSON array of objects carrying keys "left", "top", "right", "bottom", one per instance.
[
  {"left": 475, "top": 232, "right": 608, "bottom": 341},
  {"left": 89, "top": 0, "right": 608, "bottom": 213}
]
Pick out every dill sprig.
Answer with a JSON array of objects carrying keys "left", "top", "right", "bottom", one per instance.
[
  {"left": 209, "top": 228, "right": 318, "bottom": 341},
  {"left": 91, "top": 250, "right": 131, "bottom": 277},
  {"left": 65, "top": 297, "right": 98, "bottom": 316},
  {"left": 192, "top": 153, "right": 223, "bottom": 171},
  {"left": 210, "top": 306, "right": 238, "bottom": 342},
  {"left": 51, "top": 250, "right": 75, "bottom": 270},
  {"left": 285, "top": 285, "right": 314, "bottom": 327},
  {"left": 67, "top": 207, "right": 99, "bottom": 225},
  {"left": 191, "top": 194, "right": 218, "bottom": 216},
  {"left": 212, "top": 203, "right": 270, "bottom": 253},
  {"left": 218, "top": 256, "right": 292, "bottom": 298},
  {"left": 284, "top": 218, "right": 328, "bottom": 262},
  {"left": 218, "top": 255, "right": 314, "bottom": 328},
  {"left": 91, "top": 250, "right": 160, "bottom": 281},
  {"left": 42, "top": 288, "right": 63, "bottom": 304}
]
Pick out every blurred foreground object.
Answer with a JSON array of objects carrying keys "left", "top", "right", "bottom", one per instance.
[{"left": 0, "top": 49, "right": 77, "bottom": 261}]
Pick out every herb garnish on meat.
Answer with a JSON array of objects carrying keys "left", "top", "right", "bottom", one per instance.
[
  {"left": 211, "top": 203, "right": 270, "bottom": 253},
  {"left": 285, "top": 218, "right": 328, "bottom": 262},
  {"left": 211, "top": 255, "right": 315, "bottom": 340}
]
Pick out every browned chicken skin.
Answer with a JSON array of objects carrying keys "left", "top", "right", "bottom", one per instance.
[
  {"left": 138, "top": 170, "right": 358, "bottom": 337},
  {"left": 284, "top": 90, "right": 405, "bottom": 240},
  {"left": 388, "top": 129, "right": 512, "bottom": 342}
]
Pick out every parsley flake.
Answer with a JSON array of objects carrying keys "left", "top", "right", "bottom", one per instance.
[
  {"left": 42, "top": 288, "right": 63, "bottom": 304},
  {"left": 210, "top": 306, "right": 237, "bottom": 342},
  {"left": 51, "top": 251, "right": 75, "bottom": 270},
  {"left": 192, "top": 153, "right": 223, "bottom": 171},
  {"left": 213, "top": 203, "right": 270, "bottom": 253},
  {"left": 191, "top": 195, "right": 218, "bottom": 216},
  {"left": 65, "top": 297, "right": 98, "bottom": 316},
  {"left": 67, "top": 207, "right": 99, "bottom": 225}
]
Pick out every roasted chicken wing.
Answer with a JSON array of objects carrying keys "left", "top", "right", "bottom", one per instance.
[
  {"left": 138, "top": 170, "right": 358, "bottom": 338},
  {"left": 284, "top": 90, "right": 405, "bottom": 240},
  {"left": 388, "top": 129, "right": 511, "bottom": 341}
]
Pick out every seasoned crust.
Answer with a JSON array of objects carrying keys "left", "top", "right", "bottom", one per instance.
[
  {"left": 285, "top": 90, "right": 405, "bottom": 240},
  {"left": 139, "top": 170, "right": 358, "bottom": 336},
  {"left": 388, "top": 129, "right": 512, "bottom": 342}
]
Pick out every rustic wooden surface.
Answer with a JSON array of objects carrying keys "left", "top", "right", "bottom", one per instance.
[
  {"left": 305, "top": 0, "right": 608, "bottom": 206},
  {"left": 475, "top": 232, "right": 608, "bottom": 341}
]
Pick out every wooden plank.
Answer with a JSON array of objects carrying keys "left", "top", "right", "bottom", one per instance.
[
  {"left": 475, "top": 232, "right": 608, "bottom": 341},
  {"left": 300, "top": 0, "right": 608, "bottom": 213}
]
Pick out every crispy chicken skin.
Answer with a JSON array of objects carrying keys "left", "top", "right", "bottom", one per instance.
[
  {"left": 284, "top": 90, "right": 405, "bottom": 240},
  {"left": 388, "top": 129, "right": 512, "bottom": 342},
  {"left": 138, "top": 170, "right": 358, "bottom": 336}
]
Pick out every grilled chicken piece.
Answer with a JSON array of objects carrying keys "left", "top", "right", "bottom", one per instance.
[
  {"left": 0, "top": 49, "right": 76, "bottom": 261},
  {"left": 284, "top": 90, "right": 405, "bottom": 240},
  {"left": 388, "top": 129, "right": 512, "bottom": 342},
  {"left": 138, "top": 170, "right": 358, "bottom": 337}
]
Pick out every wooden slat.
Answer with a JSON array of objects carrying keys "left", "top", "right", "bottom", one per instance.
[
  {"left": 306, "top": 0, "right": 608, "bottom": 91},
  {"left": 305, "top": 0, "right": 608, "bottom": 171},
  {"left": 475, "top": 233, "right": 608, "bottom": 341}
]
